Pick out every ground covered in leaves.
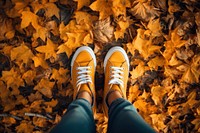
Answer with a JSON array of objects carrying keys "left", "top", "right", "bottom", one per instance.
[{"left": 0, "top": 0, "right": 200, "bottom": 132}]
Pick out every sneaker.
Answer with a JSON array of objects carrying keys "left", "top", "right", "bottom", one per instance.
[
  {"left": 103, "top": 46, "right": 129, "bottom": 117},
  {"left": 71, "top": 46, "right": 96, "bottom": 109}
]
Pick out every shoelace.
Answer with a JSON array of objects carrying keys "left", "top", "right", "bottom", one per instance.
[
  {"left": 109, "top": 66, "right": 124, "bottom": 88},
  {"left": 76, "top": 66, "right": 92, "bottom": 87}
]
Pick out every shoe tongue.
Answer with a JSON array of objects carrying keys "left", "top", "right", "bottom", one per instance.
[
  {"left": 110, "top": 61, "right": 122, "bottom": 67},
  {"left": 79, "top": 84, "right": 92, "bottom": 95},
  {"left": 110, "top": 84, "right": 121, "bottom": 91},
  {"left": 79, "top": 62, "right": 90, "bottom": 66}
]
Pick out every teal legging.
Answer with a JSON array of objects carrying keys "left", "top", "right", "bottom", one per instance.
[{"left": 50, "top": 98, "right": 155, "bottom": 133}]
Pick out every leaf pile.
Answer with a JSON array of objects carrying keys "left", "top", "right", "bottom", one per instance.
[{"left": 0, "top": 0, "right": 200, "bottom": 132}]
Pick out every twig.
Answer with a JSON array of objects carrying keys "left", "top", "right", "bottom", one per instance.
[
  {"left": 0, "top": 113, "right": 22, "bottom": 120},
  {"left": 24, "top": 113, "right": 53, "bottom": 120}
]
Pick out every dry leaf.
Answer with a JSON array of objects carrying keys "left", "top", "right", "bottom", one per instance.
[
  {"left": 36, "top": 39, "right": 58, "bottom": 60},
  {"left": 34, "top": 78, "right": 55, "bottom": 98},
  {"left": 1, "top": 68, "right": 24, "bottom": 90},
  {"left": 11, "top": 44, "right": 34, "bottom": 64},
  {"left": 32, "top": 54, "right": 49, "bottom": 69},
  {"left": 90, "top": 0, "right": 113, "bottom": 20},
  {"left": 93, "top": 17, "right": 114, "bottom": 43},
  {"left": 74, "top": 0, "right": 90, "bottom": 10}
]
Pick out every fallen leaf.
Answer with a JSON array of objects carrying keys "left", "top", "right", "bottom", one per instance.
[
  {"left": 22, "top": 70, "right": 36, "bottom": 85},
  {"left": 21, "top": 11, "right": 39, "bottom": 29},
  {"left": 32, "top": 54, "right": 49, "bottom": 69},
  {"left": 112, "top": 0, "right": 131, "bottom": 17},
  {"left": 34, "top": 78, "right": 55, "bottom": 98},
  {"left": 130, "top": 62, "right": 149, "bottom": 79},
  {"left": 44, "top": 3, "right": 59, "bottom": 18},
  {"left": 93, "top": 17, "right": 114, "bottom": 43},
  {"left": 1, "top": 68, "right": 24, "bottom": 91},
  {"left": 74, "top": 0, "right": 90, "bottom": 10},
  {"left": 16, "top": 121, "right": 34, "bottom": 133},
  {"left": 131, "top": 29, "right": 161, "bottom": 59},
  {"left": 90, "top": 0, "right": 113, "bottom": 20},
  {"left": 147, "top": 56, "right": 165, "bottom": 70},
  {"left": 50, "top": 68, "right": 69, "bottom": 85},
  {"left": 130, "top": 0, "right": 159, "bottom": 21},
  {"left": 36, "top": 38, "right": 58, "bottom": 60},
  {"left": 11, "top": 43, "right": 34, "bottom": 64},
  {"left": 114, "top": 18, "right": 131, "bottom": 40}
]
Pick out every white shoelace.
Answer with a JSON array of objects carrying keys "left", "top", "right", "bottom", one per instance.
[
  {"left": 109, "top": 66, "right": 124, "bottom": 88},
  {"left": 76, "top": 66, "right": 92, "bottom": 87}
]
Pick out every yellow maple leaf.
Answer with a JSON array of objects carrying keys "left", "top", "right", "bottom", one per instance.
[
  {"left": 151, "top": 85, "right": 168, "bottom": 105},
  {"left": 31, "top": 1, "right": 44, "bottom": 14},
  {"left": 171, "top": 28, "right": 187, "bottom": 48},
  {"left": 34, "top": 78, "right": 55, "bottom": 98},
  {"left": 147, "top": 56, "right": 165, "bottom": 70},
  {"left": 33, "top": 26, "right": 48, "bottom": 42},
  {"left": 147, "top": 18, "right": 162, "bottom": 37},
  {"left": 74, "top": 0, "right": 90, "bottom": 10},
  {"left": 1, "top": 68, "right": 24, "bottom": 91},
  {"left": 58, "top": 20, "right": 93, "bottom": 57},
  {"left": 21, "top": 11, "right": 40, "bottom": 29},
  {"left": 112, "top": 0, "right": 131, "bottom": 17},
  {"left": 131, "top": 29, "right": 161, "bottom": 59},
  {"left": 36, "top": 38, "right": 58, "bottom": 60},
  {"left": 90, "top": 0, "right": 113, "bottom": 20},
  {"left": 44, "top": 3, "right": 60, "bottom": 18},
  {"left": 57, "top": 44, "right": 73, "bottom": 57},
  {"left": 11, "top": 43, "right": 34, "bottom": 64},
  {"left": 50, "top": 68, "right": 69, "bottom": 85},
  {"left": 32, "top": 54, "right": 49, "bottom": 69},
  {"left": 181, "top": 65, "right": 200, "bottom": 83},
  {"left": 22, "top": 70, "right": 36, "bottom": 85},
  {"left": 74, "top": 11, "right": 98, "bottom": 26},
  {"left": 130, "top": 62, "right": 149, "bottom": 79},
  {"left": 168, "top": 53, "right": 182, "bottom": 66},
  {"left": 114, "top": 18, "right": 131, "bottom": 40}
]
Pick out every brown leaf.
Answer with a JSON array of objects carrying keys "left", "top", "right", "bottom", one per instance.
[
  {"left": 130, "top": 0, "right": 159, "bottom": 21},
  {"left": 93, "top": 17, "right": 114, "bottom": 43}
]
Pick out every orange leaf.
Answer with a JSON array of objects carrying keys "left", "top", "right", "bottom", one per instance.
[
  {"left": 36, "top": 38, "right": 58, "bottom": 60},
  {"left": 1, "top": 68, "right": 24, "bottom": 91},
  {"left": 32, "top": 54, "right": 49, "bottom": 69},
  {"left": 22, "top": 70, "right": 36, "bottom": 85},
  {"left": 44, "top": 3, "right": 60, "bottom": 18},
  {"left": 16, "top": 121, "right": 34, "bottom": 133},
  {"left": 130, "top": 62, "right": 149, "bottom": 79},
  {"left": 50, "top": 68, "right": 69, "bottom": 85},
  {"left": 90, "top": 0, "right": 113, "bottom": 20},
  {"left": 11, "top": 43, "right": 34, "bottom": 64},
  {"left": 21, "top": 11, "right": 39, "bottom": 29},
  {"left": 34, "top": 78, "right": 55, "bottom": 98},
  {"left": 74, "top": 0, "right": 90, "bottom": 10},
  {"left": 147, "top": 56, "right": 165, "bottom": 70}
]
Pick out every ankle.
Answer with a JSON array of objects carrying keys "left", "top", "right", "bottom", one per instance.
[
  {"left": 107, "top": 91, "right": 123, "bottom": 106},
  {"left": 77, "top": 91, "right": 92, "bottom": 105}
]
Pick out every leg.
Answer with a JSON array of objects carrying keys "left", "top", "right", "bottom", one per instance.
[
  {"left": 103, "top": 47, "right": 155, "bottom": 133},
  {"left": 50, "top": 97, "right": 95, "bottom": 133},
  {"left": 107, "top": 92, "right": 155, "bottom": 133},
  {"left": 51, "top": 46, "right": 97, "bottom": 133}
]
